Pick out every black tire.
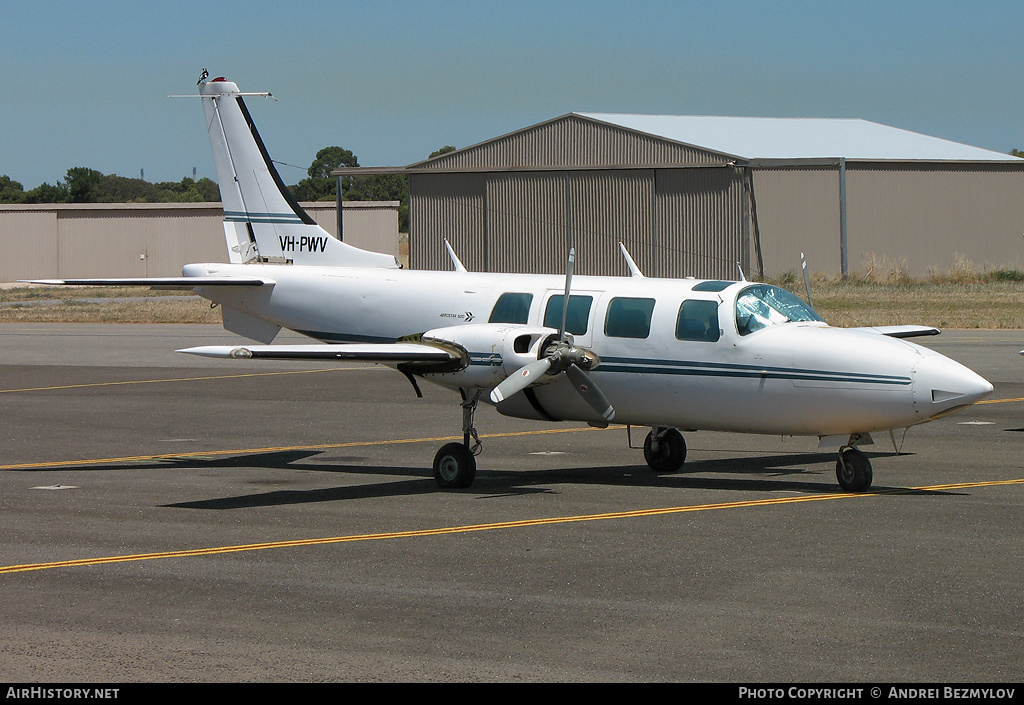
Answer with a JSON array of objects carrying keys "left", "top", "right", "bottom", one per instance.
[
  {"left": 836, "top": 447, "right": 873, "bottom": 492},
  {"left": 643, "top": 428, "right": 687, "bottom": 474},
  {"left": 433, "top": 442, "right": 477, "bottom": 489}
]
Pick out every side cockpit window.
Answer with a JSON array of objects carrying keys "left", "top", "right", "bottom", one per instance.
[
  {"left": 676, "top": 300, "right": 720, "bottom": 342},
  {"left": 605, "top": 297, "right": 655, "bottom": 339},
  {"left": 735, "top": 284, "right": 822, "bottom": 335},
  {"left": 488, "top": 292, "right": 533, "bottom": 324}
]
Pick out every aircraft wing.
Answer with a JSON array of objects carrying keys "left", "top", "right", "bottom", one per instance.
[
  {"left": 21, "top": 277, "right": 271, "bottom": 290},
  {"left": 851, "top": 325, "right": 940, "bottom": 339},
  {"left": 177, "top": 343, "right": 461, "bottom": 363}
]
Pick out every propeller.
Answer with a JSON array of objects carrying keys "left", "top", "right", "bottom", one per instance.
[{"left": 489, "top": 248, "right": 615, "bottom": 422}]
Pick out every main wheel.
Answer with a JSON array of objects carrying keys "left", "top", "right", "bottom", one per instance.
[
  {"left": 836, "top": 447, "right": 873, "bottom": 492},
  {"left": 643, "top": 428, "right": 687, "bottom": 473},
  {"left": 433, "top": 442, "right": 477, "bottom": 489}
]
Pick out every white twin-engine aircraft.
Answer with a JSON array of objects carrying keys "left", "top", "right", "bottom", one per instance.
[{"left": 32, "top": 75, "right": 994, "bottom": 492}]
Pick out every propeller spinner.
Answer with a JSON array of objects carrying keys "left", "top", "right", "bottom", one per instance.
[{"left": 489, "top": 248, "right": 615, "bottom": 422}]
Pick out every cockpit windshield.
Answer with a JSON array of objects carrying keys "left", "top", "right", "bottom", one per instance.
[{"left": 734, "top": 284, "right": 822, "bottom": 335}]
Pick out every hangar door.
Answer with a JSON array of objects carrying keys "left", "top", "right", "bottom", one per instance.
[
  {"left": 486, "top": 170, "right": 655, "bottom": 276},
  {"left": 410, "top": 167, "right": 746, "bottom": 279}
]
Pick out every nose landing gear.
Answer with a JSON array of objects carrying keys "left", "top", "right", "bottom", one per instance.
[{"left": 836, "top": 444, "right": 873, "bottom": 492}]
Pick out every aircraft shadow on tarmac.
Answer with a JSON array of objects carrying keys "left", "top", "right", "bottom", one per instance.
[
  {"left": 122, "top": 448, "right": 960, "bottom": 510},
  {"left": 12, "top": 448, "right": 961, "bottom": 509}
]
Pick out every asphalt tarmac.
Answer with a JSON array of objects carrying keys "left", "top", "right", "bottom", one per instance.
[{"left": 1, "top": 323, "right": 1022, "bottom": 683}]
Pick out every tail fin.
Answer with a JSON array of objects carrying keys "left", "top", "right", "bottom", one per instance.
[{"left": 199, "top": 76, "right": 399, "bottom": 269}]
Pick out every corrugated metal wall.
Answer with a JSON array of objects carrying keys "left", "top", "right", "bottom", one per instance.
[
  {"left": 752, "top": 167, "right": 842, "bottom": 277},
  {"left": 485, "top": 172, "right": 568, "bottom": 274},
  {"left": 655, "top": 167, "right": 746, "bottom": 280},
  {"left": 483, "top": 170, "right": 657, "bottom": 276},
  {"left": 1, "top": 202, "right": 399, "bottom": 281},
  {"left": 569, "top": 170, "right": 656, "bottom": 277},
  {"left": 846, "top": 164, "right": 1024, "bottom": 276},
  {"left": 330, "top": 202, "right": 401, "bottom": 257},
  {"left": 408, "top": 115, "right": 748, "bottom": 279},
  {"left": 411, "top": 167, "right": 744, "bottom": 279},
  {"left": 409, "top": 174, "right": 486, "bottom": 271},
  {"left": 0, "top": 210, "right": 58, "bottom": 279}
]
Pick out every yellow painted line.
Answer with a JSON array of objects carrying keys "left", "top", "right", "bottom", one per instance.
[
  {"left": 979, "top": 396, "right": 1024, "bottom": 405},
  {"left": 0, "top": 425, "right": 616, "bottom": 471},
  {"left": 3, "top": 476, "right": 1022, "bottom": 575},
  {"left": 0, "top": 366, "right": 378, "bottom": 394}
]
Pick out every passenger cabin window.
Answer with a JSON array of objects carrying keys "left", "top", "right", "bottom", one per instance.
[
  {"left": 488, "top": 292, "right": 533, "bottom": 324},
  {"left": 734, "top": 284, "right": 822, "bottom": 336},
  {"left": 605, "top": 297, "right": 655, "bottom": 339},
  {"left": 676, "top": 300, "right": 720, "bottom": 342},
  {"left": 543, "top": 295, "right": 593, "bottom": 335}
]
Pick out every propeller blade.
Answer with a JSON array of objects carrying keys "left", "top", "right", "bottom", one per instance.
[
  {"left": 565, "top": 364, "right": 615, "bottom": 422},
  {"left": 489, "top": 356, "right": 553, "bottom": 404},
  {"left": 558, "top": 247, "right": 575, "bottom": 341}
]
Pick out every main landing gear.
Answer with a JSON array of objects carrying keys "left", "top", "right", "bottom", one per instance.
[
  {"left": 643, "top": 427, "right": 687, "bottom": 474},
  {"left": 432, "top": 389, "right": 482, "bottom": 489}
]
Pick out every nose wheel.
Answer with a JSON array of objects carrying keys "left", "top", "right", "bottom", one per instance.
[{"left": 836, "top": 446, "right": 873, "bottom": 492}]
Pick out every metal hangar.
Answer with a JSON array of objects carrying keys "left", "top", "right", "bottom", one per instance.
[{"left": 342, "top": 113, "right": 1024, "bottom": 280}]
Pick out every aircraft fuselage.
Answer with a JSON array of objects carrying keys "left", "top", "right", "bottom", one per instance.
[{"left": 186, "top": 261, "right": 992, "bottom": 438}]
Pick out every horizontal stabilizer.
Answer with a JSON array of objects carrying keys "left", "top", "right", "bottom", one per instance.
[
  {"left": 852, "top": 325, "right": 940, "bottom": 339},
  {"left": 22, "top": 277, "right": 272, "bottom": 289},
  {"left": 177, "top": 343, "right": 460, "bottom": 363}
]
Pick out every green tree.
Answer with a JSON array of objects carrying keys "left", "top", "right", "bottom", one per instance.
[
  {"left": 154, "top": 177, "right": 220, "bottom": 202},
  {"left": 292, "top": 146, "right": 359, "bottom": 201},
  {"left": 429, "top": 145, "right": 456, "bottom": 159},
  {"left": 23, "top": 181, "right": 69, "bottom": 203},
  {"left": 346, "top": 173, "right": 407, "bottom": 202},
  {"left": 1012, "top": 148, "right": 1024, "bottom": 158},
  {"left": 7, "top": 169, "right": 222, "bottom": 204},
  {"left": 0, "top": 175, "right": 26, "bottom": 203},
  {"left": 65, "top": 167, "right": 103, "bottom": 203},
  {"left": 93, "top": 174, "right": 161, "bottom": 203}
]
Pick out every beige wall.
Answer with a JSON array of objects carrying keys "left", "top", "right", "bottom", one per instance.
[
  {"left": 846, "top": 166, "right": 1024, "bottom": 277},
  {"left": 752, "top": 165, "right": 1024, "bottom": 279},
  {"left": 0, "top": 201, "right": 399, "bottom": 281},
  {"left": 752, "top": 167, "right": 843, "bottom": 278}
]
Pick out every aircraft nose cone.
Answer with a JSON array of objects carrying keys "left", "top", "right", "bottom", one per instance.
[{"left": 914, "top": 352, "right": 993, "bottom": 418}]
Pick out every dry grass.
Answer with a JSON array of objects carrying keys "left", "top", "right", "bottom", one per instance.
[
  {"left": 0, "top": 286, "right": 220, "bottom": 324},
  {"left": 3, "top": 275, "right": 1024, "bottom": 329},
  {"left": 801, "top": 281, "right": 1024, "bottom": 329},
  {"left": 771, "top": 254, "right": 1024, "bottom": 329}
]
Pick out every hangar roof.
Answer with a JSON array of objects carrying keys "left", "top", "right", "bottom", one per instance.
[{"left": 576, "top": 113, "right": 1020, "bottom": 162}]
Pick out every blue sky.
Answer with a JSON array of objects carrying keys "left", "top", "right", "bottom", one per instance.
[{"left": 2, "top": 0, "right": 1022, "bottom": 189}]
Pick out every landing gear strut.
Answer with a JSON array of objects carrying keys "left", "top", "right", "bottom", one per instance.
[
  {"left": 836, "top": 445, "right": 873, "bottom": 492},
  {"left": 643, "top": 427, "right": 687, "bottom": 474},
  {"left": 432, "top": 389, "right": 482, "bottom": 489}
]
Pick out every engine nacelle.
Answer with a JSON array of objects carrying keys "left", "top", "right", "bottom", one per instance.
[{"left": 417, "top": 323, "right": 562, "bottom": 391}]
